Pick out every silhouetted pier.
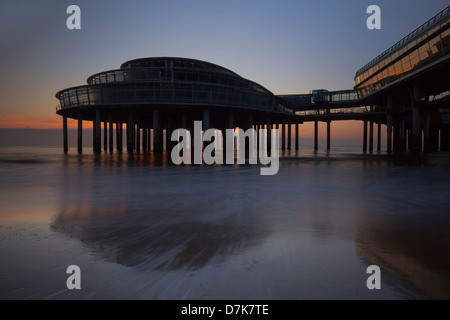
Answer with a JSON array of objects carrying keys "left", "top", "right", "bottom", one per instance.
[{"left": 56, "top": 7, "right": 450, "bottom": 154}]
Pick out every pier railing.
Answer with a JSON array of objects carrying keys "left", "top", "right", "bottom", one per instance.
[
  {"left": 55, "top": 84, "right": 282, "bottom": 114},
  {"left": 355, "top": 6, "right": 450, "bottom": 77},
  {"left": 296, "top": 106, "right": 385, "bottom": 116}
]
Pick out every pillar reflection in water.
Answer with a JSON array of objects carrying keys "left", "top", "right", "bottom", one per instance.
[{"left": 53, "top": 153, "right": 271, "bottom": 271}]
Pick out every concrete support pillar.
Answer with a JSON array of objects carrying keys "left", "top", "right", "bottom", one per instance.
[
  {"left": 127, "top": 113, "right": 134, "bottom": 152},
  {"left": 247, "top": 116, "right": 254, "bottom": 130},
  {"left": 267, "top": 119, "right": 272, "bottom": 155},
  {"left": 103, "top": 121, "right": 107, "bottom": 151},
  {"left": 363, "top": 120, "right": 368, "bottom": 153},
  {"left": 424, "top": 114, "right": 430, "bottom": 153},
  {"left": 63, "top": 116, "right": 68, "bottom": 153},
  {"left": 412, "top": 107, "right": 421, "bottom": 152},
  {"left": 411, "top": 86, "right": 422, "bottom": 153},
  {"left": 147, "top": 127, "right": 151, "bottom": 150},
  {"left": 424, "top": 112, "right": 439, "bottom": 152},
  {"left": 282, "top": 122, "right": 286, "bottom": 151},
  {"left": 93, "top": 119, "right": 95, "bottom": 152},
  {"left": 179, "top": 112, "right": 188, "bottom": 159},
  {"left": 182, "top": 111, "right": 188, "bottom": 129},
  {"left": 255, "top": 124, "right": 259, "bottom": 151},
  {"left": 287, "top": 123, "right": 292, "bottom": 150},
  {"left": 274, "top": 123, "right": 279, "bottom": 151},
  {"left": 369, "top": 121, "right": 374, "bottom": 152},
  {"left": 295, "top": 123, "right": 299, "bottom": 150},
  {"left": 109, "top": 116, "right": 113, "bottom": 152},
  {"left": 153, "top": 109, "right": 163, "bottom": 152},
  {"left": 167, "top": 118, "right": 178, "bottom": 152},
  {"left": 369, "top": 106, "right": 374, "bottom": 152},
  {"left": 406, "top": 129, "right": 411, "bottom": 151},
  {"left": 121, "top": 123, "right": 124, "bottom": 151},
  {"left": 259, "top": 124, "right": 266, "bottom": 151},
  {"left": 387, "top": 117, "right": 393, "bottom": 153},
  {"left": 241, "top": 116, "right": 253, "bottom": 159},
  {"left": 136, "top": 124, "right": 141, "bottom": 153},
  {"left": 202, "top": 110, "right": 210, "bottom": 154},
  {"left": 77, "top": 114, "right": 82, "bottom": 154},
  {"left": 377, "top": 123, "right": 381, "bottom": 151},
  {"left": 327, "top": 121, "right": 331, "bottom": 150},
  {"left": 116, "top": 123, "right": 122, "bottom": 152},
  {"left": 222, "top": 113, "right": 234, "bottom": 163},
  {"left": 149, "top": 127, "right": 152, "bottom": 150},
  {"left": 143, "top": 126, "right": 148, "bottom": 152},
  {"left": 227, "top": 113, "right": 234, "bottom": 130},
  {"left": 393, "top": 123, "right": 401, "bottom": 151},
  {"left": 314, "top": 121, "right": 318, "bottom": 151},
  {"left": 441, "top": 125, "right": 450, "bottom": 151},
  {"left": 143, "top": 125, "right": 148, "bottom": 152},
  {"left": 401, "top": 121, "right": 407, "bottom": 151},
  {"left": 203, "top": 109, "right": 210, "bottom": 131},
  {"left": 147, "top": 126, "right": 151, "bottom": 151},
  {"left": 94, "top": 110, "right": 101, "bottom": 153},
  {"left": 386, "top": 96, "right": 393, "bottom": 153}
]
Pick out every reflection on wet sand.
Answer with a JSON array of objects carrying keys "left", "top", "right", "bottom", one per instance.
[
  {"left": 52, "top": 205, "right": 269, "bottom": 271},
  {"left": 356, "top": 229, "right": 450, "bottom": 299},
  {"left": 52, "top": 153, "right": 271, "bottom": 272},
  {"left": 2, "top": 147, "right": 445, "bottom": 298}
]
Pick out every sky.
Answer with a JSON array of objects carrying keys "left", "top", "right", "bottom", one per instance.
[{"left": 0, "top": 0, "right": 448, "bottom": 143}]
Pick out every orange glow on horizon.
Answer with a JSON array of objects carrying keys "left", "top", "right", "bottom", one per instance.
[
  {"left": 293, "top": 121, "right": 366, "bottom": 140},
  {"left": 0, "top": 116, "right": 378, "bottom": 141},
  {"left": 0, "top": 116, "right": 93, "bottom": 129}
]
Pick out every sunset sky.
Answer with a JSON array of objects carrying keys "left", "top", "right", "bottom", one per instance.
[{"left": 0, "top": 0, "right": 448, "bottom": 143}]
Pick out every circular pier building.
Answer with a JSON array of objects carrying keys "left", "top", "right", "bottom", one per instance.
[{"left": 56, "top": 57, "right": 296, "bottom": 153}]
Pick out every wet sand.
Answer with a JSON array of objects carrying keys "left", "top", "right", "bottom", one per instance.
[{"left": 1, "top": 147, "right": 450, "bottom": 299}]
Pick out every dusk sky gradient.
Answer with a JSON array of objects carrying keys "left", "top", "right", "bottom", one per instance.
[{"left": 0, "top": 0, "right": 448, "bottom": 141}]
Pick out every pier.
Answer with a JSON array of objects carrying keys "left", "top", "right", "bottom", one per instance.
[{"left": 56, "top": 7, "right": 450, "bottom": 154}]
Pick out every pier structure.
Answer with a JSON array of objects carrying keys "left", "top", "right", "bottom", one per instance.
[
  {"left": 56, "top": 7, "right": 450, "bottom": 154},
  {"left": 56, "top": 57, "right": 302, "bottom": 155}
]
